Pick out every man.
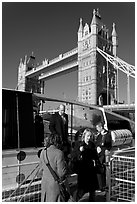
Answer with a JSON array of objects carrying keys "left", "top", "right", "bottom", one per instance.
[
  {"left": 94, "top": 121, "right": 112, "bottom": 191},
  {"left": 49, "top": 104, "right": 69, "bottom": 157}
]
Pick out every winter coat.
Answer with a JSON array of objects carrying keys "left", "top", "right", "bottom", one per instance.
[
  {"left": 94, "top": 129, "right": 112, "bottom": 190},
  {"left": 94, "top": 129, "right": 112, "bottom": 164},
  {"left": 49, "top": 112, "right": 68, "bottom": 144},
  {"left": 40, "top": 145, "right": 67, "bottom": 202},
  {"left": 72, "top": 141, "right": 99, "bottom": 192}
]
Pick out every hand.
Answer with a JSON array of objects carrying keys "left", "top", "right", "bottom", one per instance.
[
  {"left": 93, "top": 160, "right": 96, "bottom": 167},
  {"left": 68, "top": 154, "right": 71, "bottom": 159},
  {"left": 80, "top": 146, "right": 84, "bottom": 152},
  {"left": 97, "top": 146, "right": 102, "bottom": 153}
]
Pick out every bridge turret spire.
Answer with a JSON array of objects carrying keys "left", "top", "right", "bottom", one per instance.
[
  {"left": 78, "top": 18, "right": 83, "bottom": 41},
  {"left": 112, "top": 23, "right": 118, "bottom": 57},
  {"left": 24, "top": 55, "right": 27, "bottom": 65},
  {"left": 112, "top": 23, "right": 117, "bottom": 37},
  {"left": 91, "top": 8, "right": 101, "bottom": 26},
  {"left": 91, "top": 9, "right": 97, "bottom": 25},
  {"left": 78, "top": 18, "right": 83, "bottom": 32},
  {"left": 19, "top": 58, "right": 22, "bottom": 66}
]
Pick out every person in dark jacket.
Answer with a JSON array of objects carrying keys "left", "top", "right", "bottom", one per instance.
[
  {"left": 94, "top": 121, "right": 112, "bottom": 191},
  {"left": 72, "top": 128, "right": 99, "bottom": 201},
  {"left": 34, "top": 114, "right": 44, "bottom": 147},
  {"left": 49, "top": 104, "right": 69, "bottom": 158}
]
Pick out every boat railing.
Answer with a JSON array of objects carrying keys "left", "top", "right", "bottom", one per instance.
[{"left": 2, "top": 162, "right": 41, "bottom": 202}]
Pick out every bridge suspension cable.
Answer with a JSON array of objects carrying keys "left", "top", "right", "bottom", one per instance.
[
  {"left": 97, "top": 47, "right": 135, "bottom": 105},
  {"left": 97, "top": 47, "right": 135, "bottom": 78}
]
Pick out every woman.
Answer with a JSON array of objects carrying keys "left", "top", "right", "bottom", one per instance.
[
  {"left": 73, "top": 128, "right": 99, "bottom": 201},
  {"left": 39, "top": 133, "right": 67, "bottom": 202}
]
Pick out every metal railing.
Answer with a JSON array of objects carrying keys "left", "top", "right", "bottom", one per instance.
[
  {"left": 3, "top": 145, "right": 135, "bottom": 202},
  {"left": 105, "top": 147, "right": 135, "bottom": 202},
  {"left": 2, "top": 162, "right": 41, "bottom": 202}
]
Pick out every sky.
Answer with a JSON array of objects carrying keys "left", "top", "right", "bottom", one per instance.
[{"left": 2, "top": 1, "right": 135, "bottom": 104}]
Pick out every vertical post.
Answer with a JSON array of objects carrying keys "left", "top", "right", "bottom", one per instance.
[
  {"left": 16, "top": 93, "right": 20, "bottom": 149},
  {"left": 117, "top": 66, "right": 119, "bottom": 103},
  {"left": 127, "top": 73, "right": 130, "bottom": 105},
  {"left": 105, "top": 150, "right": 111, "bottom": 202},
  {"left": 114, "top": 62, "right": 117, "bottom": 103},
  {"left": 40, "top": 81, "right": 44, "bottom": 112},
  {"left": 70, "top": 103, "right": 73, "bottom": 142},
  {"left": 107, "top": 59, "right": 109, "bottom": 105},
  {"left": 16, "top": 93, "right": 21, "bottom": 183}
]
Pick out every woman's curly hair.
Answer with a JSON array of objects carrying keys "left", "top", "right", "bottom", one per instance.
[
  {"left": 45, "top": 133, "right": 63, "bottom": 149},
  {"left": 37, "top": 134, "right": 63, "bottom": 158}
]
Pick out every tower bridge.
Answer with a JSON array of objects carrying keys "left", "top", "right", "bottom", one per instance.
[
  {"left": 2, "top": 9, "right": 135, "bottom": 201},
  {"left": 17, "top": 8, "right": 135, "bottom": 107}
]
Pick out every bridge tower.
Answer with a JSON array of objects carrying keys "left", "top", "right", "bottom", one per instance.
[
  {"left": 17, "top": 56, "right": 27, "bottom": 91},
  {"left": 17, "top": 54, "right": 41, "bottom": 93},
  {"left": 77, "top": 8, "right": 118, "bottom": 105}
]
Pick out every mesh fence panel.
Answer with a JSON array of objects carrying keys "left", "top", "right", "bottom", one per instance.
[{"left": 109, "top": 148, "right": 135, "bottom": 202}]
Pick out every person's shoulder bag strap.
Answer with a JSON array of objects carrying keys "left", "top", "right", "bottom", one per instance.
[
  {"left": 43, "top": 147, "right": 59, "bottom": 183},
  {"left": 43, "top": 148, "right": 72, "bottom": 202}
]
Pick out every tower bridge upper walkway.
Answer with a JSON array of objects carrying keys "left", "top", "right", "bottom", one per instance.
[
  {"left": 25, "top": 47, "right": 78, "bottom": 79},
  {"left": 25, "top": 47, "right": 135, "bottom": 80}
]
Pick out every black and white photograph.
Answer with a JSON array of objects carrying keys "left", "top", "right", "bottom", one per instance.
[{"left": 2, "top": 1, "right": 135, "bottom": 202}]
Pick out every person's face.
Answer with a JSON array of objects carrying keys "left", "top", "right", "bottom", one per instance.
[
  {"left": 96, "top": 123, "right": 103, "bottom": 133},
  {"left": 84, "top": 131, "right": 91, "bottom": 145},
  {"left": 59, "top": 105, "right": 65, "bottom": 116}
]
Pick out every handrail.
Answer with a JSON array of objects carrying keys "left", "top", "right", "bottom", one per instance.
[{"left": 3, "top": 161, "right": 39, "bottom": 169}]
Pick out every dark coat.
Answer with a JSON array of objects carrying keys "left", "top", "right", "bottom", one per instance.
[
  {"left": 94, "top": 129, "right": 112, "bottom": 164},
  {"left": 72, "top": 141, "right": 99, "bottom": 192},
  {"left": 49, "top": 112, "right": 68, "bottom": 143},
  {"left": 94, "top": 129, "right": 112, "bottom": 190},
  {"left": 40, "top": 145, "right": 67, "bottom": 202},
  {"left": 34, "top": 115, "right": 44, "bottom": 147}
]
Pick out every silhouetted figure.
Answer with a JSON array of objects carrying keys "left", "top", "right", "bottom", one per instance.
[
  {"left": 94, "top": 121, "right": 112, "bottom": 191},
  {"left": 35, "top": 114, "right": 44, "bottom": 147},
  {"left": 49, "top": 104, "right": 70, "bottom": 159}
]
